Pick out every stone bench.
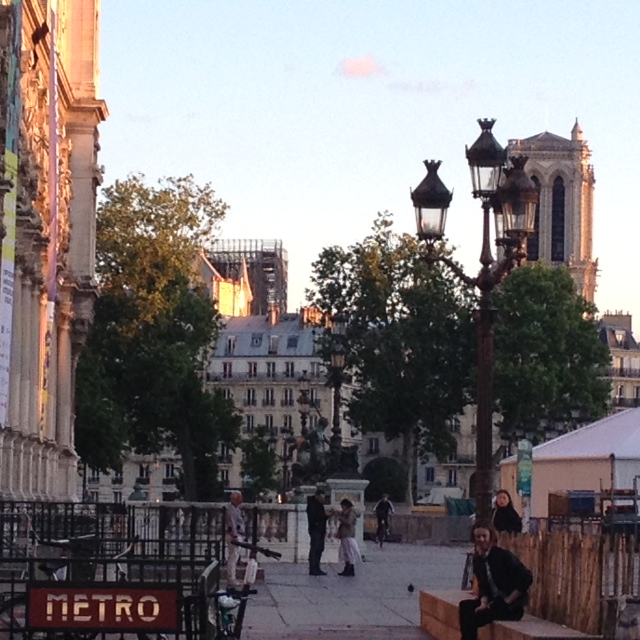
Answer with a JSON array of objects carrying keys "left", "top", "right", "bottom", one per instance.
[{"left": 420, "top": 590, "right": 600, "bottom": 640}]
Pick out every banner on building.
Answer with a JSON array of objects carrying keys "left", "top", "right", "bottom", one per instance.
[
  {"left": 517, "top": 438, "right": 533, "bottom": 498},
  {"left": 39, "top": 0, "right": 59, "bottom": 438},
  {"left": 0, "top": 0, "right": 23, "bottom": 428}
]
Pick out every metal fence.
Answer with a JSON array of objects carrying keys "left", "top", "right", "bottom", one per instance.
[{"left": 0, "top": 501, "right": 226, "bottom": 563}]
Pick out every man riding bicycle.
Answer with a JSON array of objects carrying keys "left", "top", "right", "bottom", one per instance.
[{"left": 373, "top": 494, "right": 394, "bottom": 547}]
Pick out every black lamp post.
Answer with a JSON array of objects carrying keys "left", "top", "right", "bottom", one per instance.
[
  {"left": 297, "top": 370, "right": 310, "bottom": 438},
  {"left": 329, "top": 313, "right": 347, "bottom": 472},
  {"left": 411, "top": 118, "right": 538, "bottom": 521}
]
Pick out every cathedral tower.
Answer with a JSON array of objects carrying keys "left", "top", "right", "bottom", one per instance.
[{"left": 508, "top": 121, "right": 597, "bottom": 302}]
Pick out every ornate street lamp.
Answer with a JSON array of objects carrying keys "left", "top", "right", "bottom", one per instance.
[
  {"left": 329, "top": 313, "right": 348, "bottom": 473},
  {"left": 411, "top": 118, "right": 538, "bottom": 520},
  {"left": 272, "top": 425, "right": 297, "bottom": 496},
  {"left": 297, "top": 370, "right": 310, "bottom": 438}
]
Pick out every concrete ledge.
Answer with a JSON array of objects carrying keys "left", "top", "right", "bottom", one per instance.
[{"left": 420, "top": 590, "right": 599, "bottom": 640}]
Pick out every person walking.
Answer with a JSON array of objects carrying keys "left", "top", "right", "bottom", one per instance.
[
  {"left": 306, "top": 488, "right": 328, "bottom": 576},
  {"left": 373, "top": 494, "right": 394, "bottom": 547},
  {"left": 336, "top": 498, "right": 360, "bottom": 577},
  {"left": 492, "top": 489, "right": 523, "bottom": 534},
  {"left": 225, "top": 490, "right": 246, "bottom": 587},
  {"left": 458, "top": 520, "right": 533, "bottom": 640}
]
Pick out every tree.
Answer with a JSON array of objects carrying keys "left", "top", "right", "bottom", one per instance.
[
  {"left": 75, "top": 174, "right": 241, "bottom": 500},
  {"left": 240, "top": 427, "right": 280, "bottom": 501},
  {"left": 494, "top": 262, "right": 611, "bottom": 443},
  {"left": 308, "top": 212, "right": 476, "bottom": 503}
]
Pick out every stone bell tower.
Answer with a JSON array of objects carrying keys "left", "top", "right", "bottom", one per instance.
[{"left": 508, "top": 120, "right": 597, "bottom": 303}]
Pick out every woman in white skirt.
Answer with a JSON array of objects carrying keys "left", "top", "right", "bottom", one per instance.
[{"left": 336, "top": 498, "right": 360, "bottom": 576}]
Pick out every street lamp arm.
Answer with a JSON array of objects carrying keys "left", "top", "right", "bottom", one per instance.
[{"left": 425, "top": 248, "right": 478, "bottom": 288}]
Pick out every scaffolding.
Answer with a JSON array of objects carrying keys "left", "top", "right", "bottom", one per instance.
[{"left": 208, "top": 239, "right": 288, "bottom": 315}]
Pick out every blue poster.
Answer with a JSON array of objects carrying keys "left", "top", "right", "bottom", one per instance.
[{"left": 517, "top": 439, "right": 533, "bottom": 498}]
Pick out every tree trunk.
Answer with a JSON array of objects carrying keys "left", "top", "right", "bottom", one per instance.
[{"left": 401, "top": 429, "right": 414, "bottom": 505}]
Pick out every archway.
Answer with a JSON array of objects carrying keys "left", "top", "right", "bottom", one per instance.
[{"left": 362, "top": 457, "right": 407, "bottom": 503}]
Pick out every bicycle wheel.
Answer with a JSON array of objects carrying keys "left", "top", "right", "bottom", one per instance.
[{"left": 0, "top": 595, "right": 26, "bottom": 640}]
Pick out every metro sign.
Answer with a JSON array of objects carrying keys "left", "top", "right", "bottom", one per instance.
[{"left": 27, "top": 585, "right": 180, "bottom": 632}]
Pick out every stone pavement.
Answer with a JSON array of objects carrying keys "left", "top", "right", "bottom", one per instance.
[{"left": 242, "top": 540, "right": 469, "bottom": 639}]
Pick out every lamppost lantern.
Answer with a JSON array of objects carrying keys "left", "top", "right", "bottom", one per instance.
[
  {"left": 498, "top": 156, "right": 539, "bottom": 238},
  {"left": 332, "top": 312, "right": 348, "bottom": 337},
  {"left": 465, "top": 118, "right": 507, "bottom": 199},
  {"left": 331, "top": 342, "right": 346, "bottom": 370},
  {"left": 411, "top": 160, "right": 452, "bottom": 242}
]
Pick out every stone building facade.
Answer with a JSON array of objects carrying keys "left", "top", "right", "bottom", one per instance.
[
  {"left": 0, "top": 0, "right": 107, "bottom": 500},
  {"left": 205, "top": 308, "right": 356, "bottom": 490},
  {"left": 508, "top": 121, "right": 598, "bottom": 302},
  {"left": 599, "top": 313, "right": 640, "bottom": 411}
]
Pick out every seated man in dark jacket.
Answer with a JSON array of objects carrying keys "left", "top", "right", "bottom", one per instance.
[
  {"left": 459, "top": 520, "right": 533, "bottom": 640},
  {"left": 306, "top": 489, "right": 328, "bottom": 576}
]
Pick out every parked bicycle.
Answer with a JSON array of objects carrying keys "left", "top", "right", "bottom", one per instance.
[{"left": 206, "top": 540, "right": 281, "bottom": 639}]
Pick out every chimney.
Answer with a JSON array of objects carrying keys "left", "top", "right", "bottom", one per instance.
[{"left": 268, "top": 305, "right": 279, "bottom": 326}]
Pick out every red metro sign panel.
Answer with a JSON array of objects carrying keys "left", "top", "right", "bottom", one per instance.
[{"left": 27, "top": 585, "right": 180, "bottom": 632}]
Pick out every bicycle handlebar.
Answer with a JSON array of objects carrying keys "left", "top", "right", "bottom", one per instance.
[{"left": 229, "top": 540, "right": 282, "bottom": 559}]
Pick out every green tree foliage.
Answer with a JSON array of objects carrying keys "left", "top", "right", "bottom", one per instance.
[
  {"left": 362, "top": 457, "right": 407, "bottom": 503},
  {"left": 308, "top": 212, "right": 476, "bottom": 503},
  {"left": 494, "top": 262, "right": 611, "bottom": 442},
  {"left": 240, "top": 426, "right": 280, "bottom": 501},
  {"left": 75, "top": 174, "right": 241, "bottom": 500}
]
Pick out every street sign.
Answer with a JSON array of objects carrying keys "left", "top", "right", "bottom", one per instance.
[{"left": 27, "top": 585, "right": 180, "bottom": 633}]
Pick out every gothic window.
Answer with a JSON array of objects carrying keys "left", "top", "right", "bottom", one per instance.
[
  {"left": 551, "top": 176, "right": 565, "bottom": 262},
  {"left": 526, "top": 176, "right": 541, "bottom": 261}
]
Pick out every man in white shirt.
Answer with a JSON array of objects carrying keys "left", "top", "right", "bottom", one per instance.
[{"left": 225, "top": 491, "right": 246, "bottom": 587}]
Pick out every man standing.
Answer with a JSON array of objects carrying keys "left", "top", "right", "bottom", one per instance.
[
  {"left": 306, "top": 489, "right": 328, "bottom": 576},
  {"left": 225, "top": 491, "right": 246, "bottom": 587}
]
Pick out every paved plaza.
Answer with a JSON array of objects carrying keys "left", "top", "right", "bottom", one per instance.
[{"left": 242, "top": 540, "right": 469, "bottom": 639}]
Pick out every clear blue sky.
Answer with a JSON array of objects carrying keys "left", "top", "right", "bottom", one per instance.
[{"left": 99, "top": 1, "right": 640, "bottom": 327}]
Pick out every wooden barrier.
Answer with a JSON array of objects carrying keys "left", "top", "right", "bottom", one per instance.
[{"left": 496, "top": 531, "right": 640, "bottom": 637}]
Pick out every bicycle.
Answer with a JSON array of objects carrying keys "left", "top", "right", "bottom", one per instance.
[
  {"left": 0, "top": 531, "right": 100, "bottom": 640},
  {"left": 206, "top": 540, "right": 281, "bottom": 639},
  {"left": 376, "top": 515, "right": 391, "bottom": 548}
]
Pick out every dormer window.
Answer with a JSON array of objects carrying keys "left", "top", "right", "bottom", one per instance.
[
  {"left": 251, "top": 333, "right": 263, "bottom": 348},
  {"left": 615, "top": 330, "right": 625, "bottom": 347}
]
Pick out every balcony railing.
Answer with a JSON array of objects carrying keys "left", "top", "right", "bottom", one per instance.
[
  {"left": 281, "top": 399, "right": 295, "bottom": 407},
  {"left": 208, "top": 372, "right": 326, "bottom": 383},
  {"left": 609, "top": 367, "right": 640, "bottom": 378},
  {"left": 613, "top": 397, "right": 640, "bottom": 407},
  {"left": 111, "top": 477, "right": 123, "bottom": 485},
  {"left": 262, "top": 399, "right": 276, "bottom": 407},
  {"left": 243, "top": 399, "right": 256, "bottom": 407},
  {"left": 136, "top": 477, "right": 150, "bottom": 485},
  {"left": 162, "top": 477, "right": 176, "bottom": 485}
]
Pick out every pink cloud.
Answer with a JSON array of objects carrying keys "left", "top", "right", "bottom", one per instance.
[{"left": 338, "top": 54, "right": 386, "bottom": 78}]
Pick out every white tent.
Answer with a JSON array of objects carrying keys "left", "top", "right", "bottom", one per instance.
[{"left": 499, "top": 408, "right": 640, "bottom": 517}]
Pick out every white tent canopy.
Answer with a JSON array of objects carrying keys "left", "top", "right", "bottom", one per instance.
[{"left": 499, "top": 408, "right": 640, "bottom": 517}]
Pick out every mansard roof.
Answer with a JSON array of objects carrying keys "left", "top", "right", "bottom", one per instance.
[
  {"left": 598, "top": 321, "right": 640, "bottom": 351},
  {"left": 213, "top": 313, "right": 320, "bottom": 357}
]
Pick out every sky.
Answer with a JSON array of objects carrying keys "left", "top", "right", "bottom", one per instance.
[{"left": 99, "top": 1, "right": 640, "bottom": 328}]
